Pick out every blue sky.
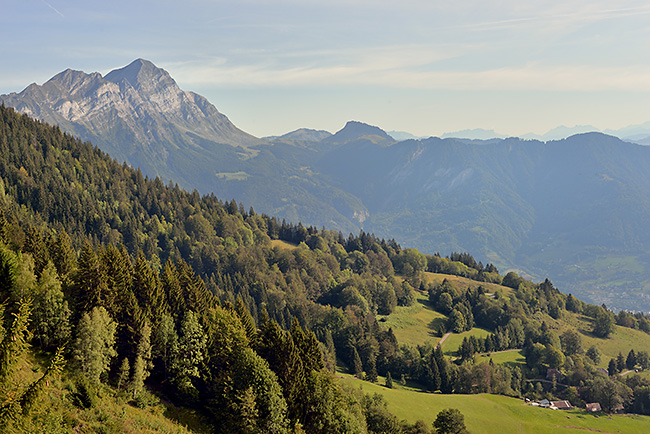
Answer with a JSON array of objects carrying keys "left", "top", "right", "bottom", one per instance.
[{"left": 2, "top": 0, "right": 650, "bottom": 137}]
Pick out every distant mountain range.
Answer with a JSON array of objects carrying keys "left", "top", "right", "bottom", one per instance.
[
  {"left": 4, "top": 59, "right": 650, "bottom": 312},
  {"left": 441, "top": 124, "right": 650, "bottom": 143}
]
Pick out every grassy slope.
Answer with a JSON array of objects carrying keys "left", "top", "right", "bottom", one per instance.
[
  {"left": 383, "top": 272, "right": 650, "bottom": 367},
  {"left": 7, "top": 351, "right": 212, "bottom": 434},
  {"left": 540, "top": 309, "right": 650, "bottom": 370},
  {"left": 339, "top": 373, "right": 650, "bottom": 434},
  {"left": 476, "top": 349, "right": 526, "bottom": 368},
  {"left": 422, "top": 272, "right": 514, "bottom": 298},
  {"left": 377, "top": 292, "right": 446, "bottom": 347},
  {"left": 442, "top": 327, "right": 492, "bottom": 356},
  {"left": 269, "top": 239, "right": 299, "bottom": 250}
]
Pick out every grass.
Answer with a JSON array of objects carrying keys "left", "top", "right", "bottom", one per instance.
[
  {"left": 441, "top": 327, "right": 492, "bottom": 356},
  {"left": 338, "top": 372, "right": 650, "bottom": 433},
  {"left": 476, "top": 349, "right": 526, "bottom": 368},
  {"left": 377, "top": 292, "right": 447, "bottom": 347},
  {"left": 538, "top": 310, "right": 650, "bottom": 370},
  {"left": 422, "top": 272, "right": 514, "bottom": 298},
  {"left": 269, "top": 239, "right": 298, "bottom": 250}
]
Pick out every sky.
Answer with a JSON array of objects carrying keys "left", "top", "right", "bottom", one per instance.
[{"left": 1, "top": 0, "right": 650, "bottom": 138}]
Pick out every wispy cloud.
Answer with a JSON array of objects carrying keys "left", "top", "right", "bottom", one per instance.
[
  {"left": 42, "top": 0, "right": 65, "bottom": 18},
  {"left": 170, "top": 44, "right": 650, "bottom": 93}
]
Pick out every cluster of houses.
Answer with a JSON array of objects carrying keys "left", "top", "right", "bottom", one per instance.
[
  {"left": 525, "top": 368, "right": 603, "bottom": 413},
  {"left": 529, "top": 399, "right": 601, "bottom": 412}
]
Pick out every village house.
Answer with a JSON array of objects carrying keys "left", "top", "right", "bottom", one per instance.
[
  {"left": 585, "top": 403, "right": 602, "bottom": 412},
  {"left": 551, "top": 400, "right": 572, "bottom": 410}
]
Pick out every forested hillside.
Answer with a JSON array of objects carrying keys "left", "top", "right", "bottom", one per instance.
[{"left": 2, "top": 105, "right": 650, "bottom": 433}]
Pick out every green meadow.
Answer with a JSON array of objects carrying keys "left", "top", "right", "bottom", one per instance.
[{"left": 339, "top": 373, "right": 650, "bottom": 434}]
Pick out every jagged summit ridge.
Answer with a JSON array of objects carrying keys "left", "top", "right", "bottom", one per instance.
[{"left": 0, "top": 59, "right": 260, "bottom": 190}]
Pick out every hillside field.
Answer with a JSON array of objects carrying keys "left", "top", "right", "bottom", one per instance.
[{"left": 338, "top": 373, "right": 650, "bottom": 434}]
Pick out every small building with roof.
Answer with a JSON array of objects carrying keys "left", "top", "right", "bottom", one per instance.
[{"left": 585, "top": 403, "right": 602, "bottom": 412}]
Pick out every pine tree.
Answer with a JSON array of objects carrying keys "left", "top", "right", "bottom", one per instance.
[
  {"left": 627, "top": 349, "right": 637, "bottom": 370},
  {"left": 171, "top": 310, "right": 206, "bottom": 399},
  {"left": 235, "top": 296, "right": 258, "bottom": 347},
  {"left": 133, "top": 252, "right": 165, "bottom": 322},
  {"left": 608, "top": 358, "right": 618, "bottom": 376},
  {"left": 434, "top": 345, "right": 452, "bottom": 393},
  {"left": 366, "top": 354, "right": 378, "bottom": 383},
  {"left": 352, "top": 346, "right": 363, "bottom": 379},
  {"left": 0, "top": 300, "right": 31, "bottom": 391},
  {"left": 0, "top": 243, "right": 19, "bottom": 307},
  {"left": 32, "top": 262, "right": 70, "bottom": 350},
  {"left": 74, "top": 242, "right": 109, "bottom": 313},
  {"left": 162, "top": 260, "right": 184, "bottom": 317},
  {"left": 617, "top": 352, "right": 626, "bottom": 372},
  {"left": 23, "top": 227, "right": 50, "bottom": 278},
  {"left": 47, "top": 229, "right": 76, "bottom": 285},
  {"left": 429, "top": 357, "right": 441, "bottom": 391},
  {"left": 18, "top": 345, "right": 66, "bottom": 415},
  {"left": 117, "top": 357, "right": 130, "bottom": 390},
  {"left": 152, "top": 312, "right": 178, "bottom": 374},
  {"left": 0, "top": 206, "right": 8, "bottom": 244}
]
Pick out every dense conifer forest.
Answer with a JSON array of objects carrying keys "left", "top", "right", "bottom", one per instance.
[{"left": 2, "top": 104, "right": 650, "bottom": 432}]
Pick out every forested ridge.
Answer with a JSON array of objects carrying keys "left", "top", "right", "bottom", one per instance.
[{"left": 1, "top": 104, "right": 650, "bottom": 433}]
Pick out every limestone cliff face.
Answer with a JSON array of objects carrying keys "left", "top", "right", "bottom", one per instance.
[{"left": 1, "top": 59, "right": 259, "bottom": 187}]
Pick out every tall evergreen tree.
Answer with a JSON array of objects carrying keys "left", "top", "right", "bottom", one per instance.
[
  {"left": 73, "top": 306, "right": 117, "bottom": 383},
  {"left": 32, "top": 262, "right": 71, "bottom": 350},
  {"left": 627, "top": 349, "right": 637, "bottom": 370}
]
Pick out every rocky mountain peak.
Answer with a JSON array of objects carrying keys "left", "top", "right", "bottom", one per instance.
[
  {"left": 104, "top": 58, "right": 176, "bottom": 95},
  {"left": 0, "top": 58, "right": 260, "bottom": 192},
  {"left": 324, "top": 120, "right": 396, "bottom": 146},
  {"left": 45, "top": 69, "right": 102, "bottom": 95}
]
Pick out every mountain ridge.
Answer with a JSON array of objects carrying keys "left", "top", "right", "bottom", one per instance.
[{"left": 4, "top": 60, "right": 650, "bottom": 311}]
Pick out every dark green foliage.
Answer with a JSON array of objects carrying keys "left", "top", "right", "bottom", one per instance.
[
  {"left": 608, "top": 358, "right": 618, "bottom": 376},
  {"left": 68, "top": 375, "right": 97, "bottom": 409},
  {"left": 560, "top": 330, "right": 583, "bottom": 356},
  {"left": 593, "top": 308, "right": 616, "bottom": 338},
  {"left": 633, "top": 386, "right": 650, "bottom": 415},
  {"left": 0, "top": 243, "right": 18, "bottom": 306},
  {"left": 583, "top": 376, "right": 631, "bottom": 413},
  {"left": 432, "top": 408, "right": 469, "bottom": 434},
  {"left": 627, "top": 349, "right": 637, "bottom": 370},
  {"left": 586, "top": 345, "right": 602, "bottom": 364},
  {"left": 363, "top": 393, "right": 402, "bottom": 433},
  {"left": 637, "top": 351, "right": 650, "bottom": 370}
]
